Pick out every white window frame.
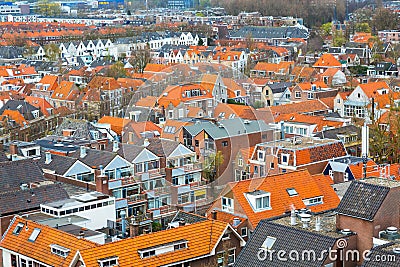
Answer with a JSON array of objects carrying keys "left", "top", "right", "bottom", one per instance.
[
  {"left": 281, "top": 154, "right": 289, "bottom": 165},
  {"left": 222, "top": 197, "right": 234, "bottom": 213}
]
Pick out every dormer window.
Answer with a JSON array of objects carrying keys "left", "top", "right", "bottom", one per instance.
[
  {"left": 246, "top": 190, "right": 271, "bottom": 212},
  {"left": 303, "top": 196, "right": 323, "bottom": 206},
  {"left": 222, "top": 197, "right": 234, "bottom": 213},
  {"left": 257, "top": 150, "right": 265, "bottom": 161},
  {"left": 50, "top": 244, "right": 70, "bottom": 258},
  {"left": 98, "top": 256, "right": 119, "bottom": 267},
  {"left": 138, "top": 240, "right": 188, "bottom": 259}
]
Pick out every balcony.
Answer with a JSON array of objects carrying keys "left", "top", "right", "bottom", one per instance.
[
  {"left": 127, "top": 194, "right": 147, "bottom": 204},
  {"left": 182, "top": 162, "right": 202, "bottom": 172}
]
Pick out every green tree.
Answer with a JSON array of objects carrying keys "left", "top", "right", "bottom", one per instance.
[
  {"left": 332, "top": 30, "right": 346, "bottom": 47},
  {"left": 355, "top": 22, "right": 371, "bottom": 33},
  {"left": 203, "top": 151, "right": 224, "bottom": 183},
  {"left": 37, "top": 0, "right": 61, "bottom": 16},
  {"left": 105, "top": 61, "right": 127, "bottom": 79},
  {"left": 320, "top": 22, "right": 333, "bottom": 37},
  {"left": 372, "top": 8, "right": 400, "bottom": 31},
  {"left": 44, "top": 43, "right": 60, "bottom": 61},
  {"left": 129, "top": 46, "right": 151, "bottom": 73}
]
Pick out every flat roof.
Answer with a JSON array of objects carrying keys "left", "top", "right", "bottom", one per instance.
[{"left": 260, "top": 136, "right": 340, "bottom": 150}]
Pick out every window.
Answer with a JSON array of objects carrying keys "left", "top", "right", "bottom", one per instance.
[
  {"left": 238, "top": 158, "right": 243, "bottom": 167},
  {"left": 13, "top": 223, "right": 24, "bottom": 235},
  {"left": 28, "top": 228, "right": 41, "bottom": 242},
  {"left": 228, "top": 249, "right": 235, "bottom": 265},
  {"left": 270, "top": 162, "right": 275, "bottom": 169},
  {"left": 295, "top": 91, "right": 301, "bottom": 98},
  {"left": 222, "top": 197, "right": 234, "bottom": 213},
  {"left": 258, "top": 150, "right": 265, "bottom": 161},
  {"left": 174, "top": 242, "right": 187, "bottom": 250},
  {"left": 261, "top": 236, "right": 276, "bottom": 250},
  {"left": 281, "top": 154, "right": 289, "bottom": 165},
  {"left": 304, "top": 196, "right": 323, "bottom": 206},
  {"left": 98, "top": 257, "right": 119, "bottom": 267},
  {"left": 222, "top": 141, "right": 228, "bottom": 147},
  {"left": 344, "top": 172, "right": 349, "bottom": 181},
  {"left": 241, "top": 227, "right": 248, "bottom": 237},
  {"left": 286, "top": 188, "right": 298, "bottom": 196},
  {"left": 255, "top": 196, "right": 270, "bottom": 210},
  {"left": 329, "top": 170, "right": 334, "bottom": 179},
  {"left": 307, "top": 92, "right": 314, "bottom": 99},
  {"left": 51, "top": 244, "right": 70, "bottom": 258}
]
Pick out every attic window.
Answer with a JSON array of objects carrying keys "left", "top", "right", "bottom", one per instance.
[
  {"left": 138, "top": 240, "right": 188, "bottom": 259},
  {"left": 12, "top": 223, "right": 25, "bottom": 235},
  {"left": 50, "top": 244, "right": 70, "bottom": 258},
  {"left": 98, "top": 256, "right": 119, "bottom": 267},
  {"left": 261, "top": 236, "right": 276, "bottom": 250},
  {"left": 28, "top": 228, "right": 41, "bottom": 242},
  {"left": 286, "top": 188, "right": 298, "bottom": 196}
]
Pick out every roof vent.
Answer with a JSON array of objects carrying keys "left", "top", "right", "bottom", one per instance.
[
  {"left": 232, "top": 218, "right": 241, "bottom": 227},
  {"left": 380, "top": 226, "right": 400, "bottom": 240},
  {"left": 243, "top": 119, "right": 250, "bottom": 124},
  {"left": 298, "top": 213, "right": 312, "bottom": 229},
  {"left": 393, "top": 247, "right": 400, "bottom": 254},
  {"left": 341, "top": 229, "right": 352, "bottom": 235}
]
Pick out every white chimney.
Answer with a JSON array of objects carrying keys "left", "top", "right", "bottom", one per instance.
[
  {"left": 112, "top": 140, "right": 119, "bottom": 152},
  {"left": 361, "top": 122, "right": 369, "bottom": 158},
  {"left": 315, "top": 217, "right": 321, "bottom": 231},
  {"left": 143, "top": 138, "right": 150, "bottom": 147},
  {"left": 299, "top": 213, "right": 312, "bottom": 229},
  {"left": 290, "top": 209, "right": 297, "bottom": 226},
  {"left": 80, "top": 146, "right": 87, "bottom": 158},
  {"left": 45, "top": 152, "right": 52, "bottom": 164}
]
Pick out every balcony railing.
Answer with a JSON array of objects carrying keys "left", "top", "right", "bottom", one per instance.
[
  {"left": 182, "top": 162, "right": 202, "bottom": 171},
  {"left": 127, "top": 194, "right": 147, "bottom": 204}
]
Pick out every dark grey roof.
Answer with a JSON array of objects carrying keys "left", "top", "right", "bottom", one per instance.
[
  {"left": 268, "top": 82, "right": 293, "bottom": 94},
  {"left": 0, "top": 159, "right": 45, "bottom": 191},
  {"left": 314, "top": 125, "right": 361, "bottom": 140},
  {"left": 37, "top": 153, "right": 77, "bottom": 175},
  {"left": 0, "top": 100, "right": 42, "bottom": 121},
  {"left": 69, "top": 148, "right": 116, "bottom": 169},
  {"left": 336, "top": 180, "right": 390, "bottom": 221},
  {"left": 55, "top": 119, "right": 99, "bottom": 140},
  {"left": 0, "top": 183, "right": 69, "bottom": 216},
  {"left": 117, "top": 144, "right": 145, "bottom": 162},
  {"left": 170, "top": 211, "right": 207, "bottom": 224},
  {"left": 0, "top": 46, "right": 25, "bottom": 59},
  {"left": 137, "top": 138, "right": 179, "bottom": 157},
  {"left": 230, "top": 26, "right": 309, "bottom": 40},
  {"left": 235, "top": 220, "right": 337, "bottom": 267},
  {"left": 361, "top": 243, "right": 400, "bottom": 267},
  {"left": 328, "top": 47, "right": 342, "bottom": 54}
]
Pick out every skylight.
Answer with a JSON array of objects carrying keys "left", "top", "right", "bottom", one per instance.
[
  {"left": 12, "top": 223, "right": 24, "bottom": 235},
  {"left": 286, "top": 188, "right": 298, "bottom": 196},
  {"left": 261, "top": 236, "right": 276, "bottom": 250},
  {"left": 28, "top": 228, "right": 41, "bottom": 242}
]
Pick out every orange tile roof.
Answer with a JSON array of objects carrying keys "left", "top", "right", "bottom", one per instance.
[
  {"left": 297, "top": 81, "right": 328, "bottom": 90},
  {"left": 143, "top": 63, "right": 168, "bottom": 73},
  {"left": 253, "top": 61, "right": 294, "bottom": 73},
  {"left": 87, "top": 76, "right": 120, "bottom": 91},
  {"left": 239, "top": 146, "right": 255, "bottom": 164},
  {"left": 275, "top": 112, "right": 344, "bottom": 132},
  {"left": 158, "top": 83, "right": 212, "bottom": 108},
  {"left": 25, "top": 96, "right": 54, "bottom": 117},
  {"left": 319, "top": 96, "right": 336, "bottom": 109},
  {"left": 291, "top": 66, "right": 316, "bottom": 81},
  {"left": 1, "top": 109, "right": 27, "bottom": 126},
  {"left": 117, "top": 77, "right": 144, "bottom": 90},
  {"left": 125, "top": 121, "right": 162, "bottom": 138},
  {"left": 160, "top": 119, "right": 193, "bottom": 141},
  {"left": 215, "top": 170, "right": 340, "bottom": 229},
  {"left": 52, "top": 81, "right": 77, "bottom": 100},
  {"left": 135, "top": 96, "right": 158, "bottom": 108},
  {"left": 38, "top": 75, "right": 59, "bottom": 91},
  {"left": 98, "top": 116, "right": 131, "bottom": 135},
  {"left": 186, "top": 106, "right": 203, "bottom": 118},
  {"left": 349, "top": 160, "right": 380, "bottom": 179},
  {"left": 0, "top": 217, "right": 98, "bottom": 267},
  {"left": 358, "top": 81, "right": 391, "bottom": 98},
  {"left": 313, "top": 54, "right": 341, "bottom": 68},
  {"left": 78, "top": 220, "right": 232, "bottom": 267},
  {"left": 222, "top": 78, "right": 246, "bottom": 98},
  {"left": 268, "top": 99, "right": 330, "bottom": 116},
  {"left": 214, "top": 103, "right": 257, "bottom": 120}
]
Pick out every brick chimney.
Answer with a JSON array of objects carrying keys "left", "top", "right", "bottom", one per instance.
[
  {"left": 9, "top": 143, "right": 18, "bottom": 155},
  {"left": 130, "top": 220, "right": 139, "bottom": 237},
  {"left": 211, "top": 210, "right": 217, "bottom": 220},
  {"left": 95, "top": 167, "right": 109, "bottom": 195}
]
